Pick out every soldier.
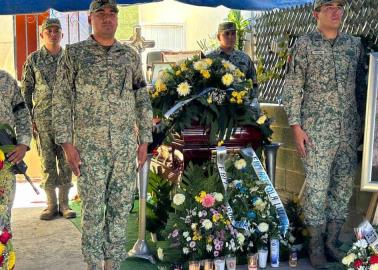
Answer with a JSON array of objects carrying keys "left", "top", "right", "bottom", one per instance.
[
  {"left": 207, "top": 22, "right": 259, "bottom": 98},
  {"left": 283, "top": 0, "right": 366, "bottom": 268},
  {"left": 0, "top": 70, "right": 32, "bottom": 228},
  {"left": 52, "top": 0, "right": 152, "bottom": 269},
  {"left": 21, "top": 18, "right": 76, "bottom": 220}
]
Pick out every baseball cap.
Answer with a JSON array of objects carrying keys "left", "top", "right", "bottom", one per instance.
[
  {"left": 218, "top": 22, "right": 236, "bottom": 33},
  {"left": 41, "top": 18, "right": 61, "bottom": 31},
  {"left": 89, "top": 0, "right": 119, "bottom": 13},
  {"left": 313, "top": 0, "right": 346, "bottom": 10}
]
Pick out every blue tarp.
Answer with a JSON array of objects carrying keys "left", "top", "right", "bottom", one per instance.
[{"left": 0, "top": 0, "right": 312, "bottom": 15}]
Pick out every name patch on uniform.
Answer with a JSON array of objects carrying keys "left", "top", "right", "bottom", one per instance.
[{"left": 311, "top": 50, "right": 325, "bottom": 55}]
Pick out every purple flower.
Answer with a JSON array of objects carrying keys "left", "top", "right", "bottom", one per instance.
[
  {"left": 172, "top": 229, "right": 179, "bottom": 238},
  {"left": 214, "top": 251, "right": 219, "bottom": 257},
  {"left": 215, "top": 243, "right": 222, "bottom": 251},
  {"left": 189, "top": 241, "right": 196, "bottom": 248},
  {"left": 201, "top": 210, "right": 207, "bottom": 217}
]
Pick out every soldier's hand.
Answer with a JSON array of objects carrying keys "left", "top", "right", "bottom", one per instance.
[
  {"left": 7, "top": 144, "right": 28, "bottom": 164},
  {"left": 137, "top": 143, "right": 148, "bottom": 169},
  {"left": 61, "top": 143, "right": 82, "bottom": 177},
  {"left": 291, "top": 125, "right": 311, "bottom": 158}
]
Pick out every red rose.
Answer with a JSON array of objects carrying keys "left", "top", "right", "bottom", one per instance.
[
  {"left": 0, "top": 255, "right": 4, "bottom": 265},
  {"left": 354, "top": 259, "right": 363, "bottom": 268},
  {"left": 370, "top": 255, "right": 378, "bottom": 264},
  {"left": 0, "top": 160, "right": 4, "bottom": 170},
  {"left": 0, "top": 228, "right": 12, "bottom": 244}
]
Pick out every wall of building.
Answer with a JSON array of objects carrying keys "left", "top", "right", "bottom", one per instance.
[{"left": 0, "top": 16, "right": 15, "bottom": 77}]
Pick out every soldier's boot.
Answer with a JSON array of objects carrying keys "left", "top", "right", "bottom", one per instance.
[
  {"left": 325, "top": 220, "right": 345, "bottom": 261},
  {"left": 308, "top": 224, "right": 329, "bottom": 269},
  {"left": 58, "top": 186, "right": 76, "bottom": 219},
  {"left": 104, "top": 259, "right": 121, "bottom": 270},
  {"left": 40, "top": 188, "right": 58, "bottom": 220},
  {"left": 87, "top": 262, "right": 102, "bottom": 270}
]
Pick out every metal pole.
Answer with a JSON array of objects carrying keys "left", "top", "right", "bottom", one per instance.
[
  {"left": 128, "top": 153, "right": 155, "bottom": 264},
  {"left": 263, "top": 142, "right": 281, "bottom": 187}
]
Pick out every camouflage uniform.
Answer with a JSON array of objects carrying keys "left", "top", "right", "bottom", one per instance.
[
  {"left": 0, "top": 70, "right": 32, "bottom": 228},
  {"left": 283, "top": 30, "right": 366, "bottom": 226},
  {"left": 21, "top": 46, "right": 72, "bottom": 190},
  {"left": 53, "top": 36, "right": 153, "bottom": 265}
]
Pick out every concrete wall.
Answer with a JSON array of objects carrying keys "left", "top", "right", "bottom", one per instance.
[
  {"left": 0, "top": 15, "right": 15, "bottom": 77},
  {"left": 261, "top": 103, "right": 373, "bottom": 227}
]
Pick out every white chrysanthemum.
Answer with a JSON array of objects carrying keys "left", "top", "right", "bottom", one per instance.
[
  {"left": 355, "top": 239, "right": 368, "bottom": 249},
  {"left": 173, "top": 193, "right": 185, "bottom": 205},
  {"left": 183, "top": 231, "right": 189, "bottom": 238},
  {"left": 157, "top": 247, "right": 164, "bottom": 261},
  {"left": 193, "top": 60, "right": 209, "bottom": 71},
  {"left": 206, "top": 244, "right": 213, "bottom": 252},
  {"left": 342, "top": 253, "right": 357, "bottom": 265},
  {"left": 202, "top": 219, "right": 213, "bottom": 230},
  {"left": 183, "top": 247, "right": 189, "bottom": 254},
  {"left": 237, "top": 233, "right": 245, "bottom": 245},
  {"left": 186, "top": 236, "right": 191, "bottom": 242},
  {"left": 234, "top": 159, "right": 247, "bottom": 170},
  {"left": 177, "top": 81, "right": 191, "bottom": 96},
  {"left": 370, "top": 264, "right": 378, "bottom": 270},
  {"left": 213, "top": 192, "right": 223, "bottom": 202},
  {"left": 258, "top": 222, "right": 269, "bottom": 233},
  {"left": 191, "top": 223, "right": 197, "bottom": 230},
  {"left": 222, "top": 59, "right": 236, "bottom": 71}
]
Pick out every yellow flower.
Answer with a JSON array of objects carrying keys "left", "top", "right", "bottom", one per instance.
[
  {"left": 193, "top": 230, "right": 202, "bottom": 241},
  {"left": 237, "top": 99, "right": 243, "bottom": 104},
  {"left": 230, "top": 97, "right": 236, "bottom": 103},
  {"left": 200, "top": 70, "right": 211, "bottom": 79},
  {"left": 180, "top": 63, "right": 188, "bottom": 71},
  {"left": 222, "top": 73, "right": 234, "bottom": 86},
  {"left": 231, "top": 91, "right": 238, "bottom": 97},
  {"left": 256, "top": 115, "right": 267, "bottom": 125},
  {"left": 154, "top": 79, "right": 167, "bottom": 92},
  {"left": 0, "top": 149, "right": 5, "bottom": 162},
  {"left": 207, "top": 96, "right": 212, "bottom": 104},
  {"left": 176, "top": 70, "right": 182, "bottom": 76},
  {"left": 207, "top": 236, "right": 213, "bottom": 244},
  {"left": 341, "top": 253, "right": 356, "bottom": 266},
  {"left": 8, "top": 250, "right": 15, "bottom": 270},
  {"left": 234, "top": 68, "right": 245, "bottom": 78},
  {"left": 212, "top": 213, "right": 221, "bottom": 223},
  {"left": 204, "top": 58, "right": 213, "bottom": 66},
  {"left": 193, "top": 60, "right": 209, "bottom": 71},
  {"left": 0, "top": 243, "right": 5, "bottom": 254},
  {"left": 217, "top": 140, "right": 224, "bottom": 146},
  {"left": 177, "top": 81, "right": 191, "bottom": 96}
]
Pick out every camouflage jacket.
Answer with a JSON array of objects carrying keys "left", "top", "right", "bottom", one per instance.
[
  {"left": 206, "top": 47, "right": 258, "bottom": 84},
  {"left": 53, "top": 36, "right": 153, "bottom": 149},
  {"left": 0, "top": 70, "right": 32, "bottom": 146},
  {"left": 282, "top": 30, "right": 366, "bottom": 137},
  {"left": 21, "top": 46, "right": 63, "bottom": 131}
]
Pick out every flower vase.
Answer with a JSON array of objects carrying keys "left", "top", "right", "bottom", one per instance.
[
  {"left": 247, "top": 253, "right": 258, "bottom": 270},
  {"left": 203, "top": 259, "right": 214, "bottom": 270},
  {"left": 188, "top": 261, "right": 201, "bottom": 270},
  {"left": 225, "top": 255, "right": 237, "bottom": 270},
  {"left": 258, "top": 248, "right": 268, "bottom": 269},
  {"left": 214, "top": 257, "right": 225, "bottom": 270}
]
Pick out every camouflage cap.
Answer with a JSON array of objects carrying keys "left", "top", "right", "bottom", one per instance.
[
  {"left": 41, "top": 18, "right": 61, "bottom": 31},
  {"left": 89, "top": 0, "right": 119, "bottom": 13},
  {"left": 218, "top": 22, "right": 237, "bottom": 33},
  {"left": 313, "top": 0, "right": 346, "bottom": 10}
]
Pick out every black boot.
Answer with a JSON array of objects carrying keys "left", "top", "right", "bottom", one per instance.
[{"left": 325, "top": 220, "right": 345, "bottom": 261}]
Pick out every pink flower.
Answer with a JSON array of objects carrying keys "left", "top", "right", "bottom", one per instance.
[
  {"left": 0, "top": 228, "right": 11, "bottom": 244},
  {"left": 202, "top": 194, "right": 215, "bottom": 208}
]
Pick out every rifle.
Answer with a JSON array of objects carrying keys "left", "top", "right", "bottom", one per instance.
[{"left": 0, "top": 125, "right": 40, "bottom": 195}]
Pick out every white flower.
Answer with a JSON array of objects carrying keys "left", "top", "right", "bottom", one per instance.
[
  {"left": 173, "top": 193, "right": 185, "bottom": 205},
  {"left": 186, "top": 237, "right": 191, "bottom": 242},
  {"left": 232, "top": 180, "right": 243, "bottom": 187},
  {"left": 237, "top": 233, "right": 245, "bottom": 245},
  {"left": 191, "top": 223, "right": 197, "bottom": 230},
  {"left": 177, "top": 81, "right": 191, "bottom": 96},
  {"left": 222, "top": 60, "right": 236, "bottom": 71},
  {"left": 157, "top": 247, "right": 164, "bottom": 261},
  {"left": 342, "top": 253, "right": 357, "bottom": 265},
  {"left": 183, "top": 247, "right": 189, "bottom": 254},
  {"left": 355, "top": 239, "right": 368, "bottom": 249},
  {"left": 213, "top": 192, "right": 223, "bottom": 202},
  {"left": 202, "top": 219, "right": 213, "bottom": 230},
  {"left": 370, "top": 265, "right": 378, "bottom": 270},
  {"left": 206, "top": 244, "right": 213, "bottom": 252},
  {"left": 198, "top": 211, "right": 203, "bottom": 218},
  {"left": 193, "top": 60, "right": 209, "bottom": 71},
  {"left": 258, "top": 222, "right": 269, "bottom": 233},
  {"left": 183, "top": 231, "right": 189, "bottom": 238},
  {"left": 222, "top": 73, "right": 234, "bottom": 86},
  {"left": 234, "top": 159, "right": 247, "bottom": 170}
]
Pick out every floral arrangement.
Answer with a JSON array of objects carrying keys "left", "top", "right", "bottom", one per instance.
[
  {"left": 149, "top": 56, "right": 272, "bottom": 144},
  {"left": 224, "top": 154, "right": 282, "bottom": 253},
  {"left": 342, "top": 238, "right": 378, "bottom": 270},
  {"left": 0, "top": 228, "right": 15, "bottom": 270}
]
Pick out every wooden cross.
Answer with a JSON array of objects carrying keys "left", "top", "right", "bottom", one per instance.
[{"left": 126, "top": 25, "right": 155, "bottom": 54}]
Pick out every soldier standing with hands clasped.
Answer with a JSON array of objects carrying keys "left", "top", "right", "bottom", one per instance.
[
  {"left": 283, "top": 0, "right": 366, "bottom": 268},
  {"left": 52, "top": 0, "right": 153, "bottom": 269},
  {"left": 21, "top": 18, "right": 76, "bottom": 221}
]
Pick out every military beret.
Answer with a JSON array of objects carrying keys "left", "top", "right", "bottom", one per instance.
[
  {"left": 41, "top": 18, "right": 61, "bottom": 31},
  {"left": 313, "top": 0, "right": 346, "bottom": 10},
  {"left": 218, "top": 22, "right": 236, "bottom": 33},
  {"left": 89, "top": 0, "right": 119, "bottom": 13}
]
